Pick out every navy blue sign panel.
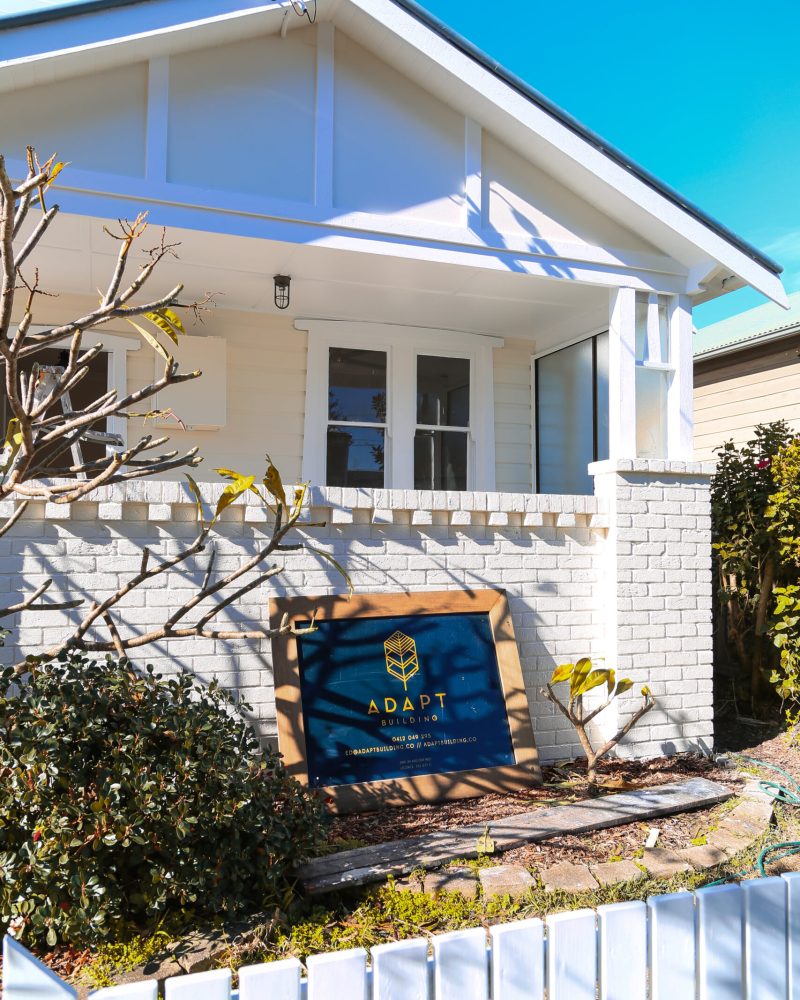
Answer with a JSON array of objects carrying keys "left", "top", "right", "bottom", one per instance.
[{"left": 295, "top": 610, "right": 516, "bottom": 788}]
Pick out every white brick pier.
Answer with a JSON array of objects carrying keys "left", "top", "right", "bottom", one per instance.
[{"left": 0, "top": 461, "right": 714, "bottom": 761}]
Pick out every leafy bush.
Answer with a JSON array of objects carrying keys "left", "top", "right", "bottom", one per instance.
[
  {"left": 766, "top": 440, "right": 800, "bottom": 715},
  {"left": 0, "top": 653, "right": 326, "bottom": 947},
  {"left": 711, "top": 421, "right": 797, "bottom": 703}
]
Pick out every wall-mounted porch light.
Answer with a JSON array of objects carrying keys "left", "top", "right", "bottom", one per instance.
[{"left": 273, "top": 275, "right": 291, "bottom": 310}]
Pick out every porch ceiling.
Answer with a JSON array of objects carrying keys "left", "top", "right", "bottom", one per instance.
[{"left": 31, "top": 213, "right": 610, "bottom": 349}]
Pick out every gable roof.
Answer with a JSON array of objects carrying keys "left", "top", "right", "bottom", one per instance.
[
  {"left": 0, "top": 0, "right": 788, "bottom": 306},
  {"left": 694, "top": 291, "right": 800, "bottom": 359}
]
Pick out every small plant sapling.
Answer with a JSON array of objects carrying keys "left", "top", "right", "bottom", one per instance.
[{"left": 542, "top": 658, "right": 655, "bottom": 785}]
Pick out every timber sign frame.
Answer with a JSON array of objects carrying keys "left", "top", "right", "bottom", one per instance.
[{"left": 270, "top": 589, "right": 541, "bottom": 812}]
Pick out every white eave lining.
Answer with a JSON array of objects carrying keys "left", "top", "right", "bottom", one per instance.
[{"left": 0, "top": 0, "right": 788, "bottom": 308}]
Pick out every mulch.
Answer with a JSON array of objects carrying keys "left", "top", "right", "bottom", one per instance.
[{"left": 323, "top": 735, "right": 800, "bottom": 871}]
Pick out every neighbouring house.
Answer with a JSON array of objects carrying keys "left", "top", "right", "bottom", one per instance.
[
  {"left": 694, "top": 292, "right": 800, "bottom": 460},
  {"left": 0, "top": 0, "right": 787, "bottom": 762}
]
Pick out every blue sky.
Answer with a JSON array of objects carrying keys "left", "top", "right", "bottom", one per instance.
[
  {"left": 1, "top": 0, "right": 798, "bottom": 327},
  {"left": 417, "top": 0, "right": 800, "bottom": 327}
]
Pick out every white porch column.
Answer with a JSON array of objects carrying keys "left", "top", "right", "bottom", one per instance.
[
  {"left": 666, "top": 293, "right": 694, "bottom": 460},
  {"left": 607, "top": 286, "right": 637, "bottom": 459}
]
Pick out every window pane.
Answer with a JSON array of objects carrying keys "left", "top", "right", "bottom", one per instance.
[
  {"left": 536, "top": 338, "right": 594, "bottom": 495},
  {"left": 417, "top": 355, "right": 470, "bottom": 427},
  {"left": 327, "top": 425, "right": 385, "bottom": 488},
  {"left": 595, "top": 331, "right": 609, "bottom": 463},
  {"left": 414, "top": 430, "right": 467, "bottom": 490},
  {"left": 328, "top": 348, "right": 386, "bottom": 423},
  {"left": 636, "top": 368, "right": 668, "bottom": 459}
]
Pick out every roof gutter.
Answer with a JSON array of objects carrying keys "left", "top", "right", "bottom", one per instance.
[
  {"left": 0, "top": 0, "right": 784, "bottom": 279},
  {"left": 695, "top": 324, "right": 800, "bottom": 361}
]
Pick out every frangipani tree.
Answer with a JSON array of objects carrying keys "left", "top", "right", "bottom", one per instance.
[
  {"left": 543, "top": 658, "right": 655, "bottom": 784},
  {"left": 0, "top": 149, "right": 346, "bottom": 671}
]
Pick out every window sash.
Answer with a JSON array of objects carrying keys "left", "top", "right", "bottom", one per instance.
[{"left": 300, "top": 322, "right": 500, "bottom": 491}]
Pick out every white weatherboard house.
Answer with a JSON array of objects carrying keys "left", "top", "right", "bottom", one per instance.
[{"left": 0, "top": 0, "right": 788, "bottom": 760}]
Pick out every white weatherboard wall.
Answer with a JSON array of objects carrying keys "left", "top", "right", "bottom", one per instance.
[{"left": 1, "top": 469, "right": 714, "bottom": 760}]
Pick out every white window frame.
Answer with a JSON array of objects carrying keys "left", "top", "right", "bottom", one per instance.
[
  {"left": 26, "top": 327, "right": 142, "bottom": 447},
  {"left": 296, "top": 320, "right": 502, "bottom": 490}
]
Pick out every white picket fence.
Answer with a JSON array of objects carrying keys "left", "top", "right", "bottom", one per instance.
[{"left": 5, "top": 874, "right": 800, "bottom": 1000}]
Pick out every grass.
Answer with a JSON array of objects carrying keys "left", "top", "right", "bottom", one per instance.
[{"left": 77, "top": 800, "right": 800, "bottom": 987}]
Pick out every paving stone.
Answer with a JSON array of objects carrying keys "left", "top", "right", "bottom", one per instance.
[
  {"left": 732, "top": 799, "right": 774, "bottom": 824},
  {"left": 540, "top": 862, "right": 599, "bottom": 893},
  {"left": 641, "top": 848, "right": 691, "bottom": 878},
  {"left": 424, "top": 867, "right": 479, "bottom": 898},
  {"left": 707, "top": 828, "right": 755, "bottom": 858},
  {"left": 591, "top": 860, "right": 645, "bottom": 887},
  {"left": 679, "top": 844, "right": 729, "bottom": 870},
  {"left": 718, "top": 811, "right": 766, "bottom": 839},
  {"left": 479, "top": 864, "right": 535, "bottom": 900}
]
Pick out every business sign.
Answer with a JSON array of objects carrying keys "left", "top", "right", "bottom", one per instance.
[{"left": 270, "top": 590, "right": 540, "bottom": 812}]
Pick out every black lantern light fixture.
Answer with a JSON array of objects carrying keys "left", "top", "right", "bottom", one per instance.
[{"left": 273, "top": 274, "right": 291, "bottom": 310}]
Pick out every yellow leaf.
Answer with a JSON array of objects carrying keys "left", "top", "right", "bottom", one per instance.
[
  {"left": 641, "top": 684, "right": 653, "bottom": 699},
  {"left": 614, "top": 678, "right": 634, "bottom": 697},
  {"left": 145, "top": 311, "right": 179, "bottom": 347},
  {"left": 264, "top": 455, "right": 287, "bottom": 507},
  {"left": 308, "top": 546, "right": 353, "bottom": 597},
  {"left": 126, "top": 319, "right": 172, "bottom": 364},
  {"left": 578, "top": 669, "right": 611, "bottom": 695},
  {"left": 0, "top": 418, "right": 23, "bottom": 473},
  {"left": 550, "top": 662, "right": 574, "bottom": 685},
  {"left": 159, "top": 307, "right": 185, "bottom": 335},
  {"left": 184, "top": 474, "right": 205, "bottom": 522},
  {"left": 606, "top": 668, "right": 616, "bottom": 695},
  {"left": 45, "top": 160, "right": 69, "bottom": 189},
  {"left": 570, "top": 657, "right": 593, "bottom": 698}
]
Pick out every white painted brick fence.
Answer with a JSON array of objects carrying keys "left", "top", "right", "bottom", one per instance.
[{"left": 0, "top": 460, "right": 714, "bottom": 761}]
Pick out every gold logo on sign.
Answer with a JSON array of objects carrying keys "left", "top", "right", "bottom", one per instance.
[{"left": 384, "top": 631, "right": 419, "bottom": 691}]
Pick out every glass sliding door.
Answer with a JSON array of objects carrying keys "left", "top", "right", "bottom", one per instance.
[{"left": 535, "top": 331, "right": 609, "bottom": 495}]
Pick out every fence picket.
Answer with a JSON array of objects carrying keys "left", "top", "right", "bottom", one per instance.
[
  {"left": 743, "top": 877, "right": 788, "bottom": 1000},
  {"left": 3, "top": 934, "right": 77, "bottom": 1000},
  {"left": 307, "top": 948, "right": 368, "bottom": 1000},
  {"left": 648, "top": 891, "right": 695, "bottom": 1000},
  {"left": 696, "top": 883, "right": 743, "bottom": 999},
  {"left": 238, "top": 958, "right": 302, "bottom": 1000},
  {"left": 372, "top": 937, "right": 429, "bottom": 1000},
  {"left": 489, "top": 918, "right": 545, "bottom": 1000},
  {"left": 432, "top": 927, "right": 488, "bottom": 1000},
  {"left": 90, "top": 983, "right": 158, "bottom": 1000},
  {"left": 164, "top": 969, "right": 231, "bottom": 1000},
  {"left": 783, "top": 873, "right": 800, "bottom": 1000},
  {"left": 597, "top": 900, "right": 647, "bottom": 1000},
  {"left": 545, "top": 909, "right": 596, "bottom": 1000}
]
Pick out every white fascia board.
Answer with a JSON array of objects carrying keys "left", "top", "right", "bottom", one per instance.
[
  {"left": 0, "top": 0, "right": 298, "bottom": 88},
  {"left": 337, "top": 0, "right": 788, "bottom": 307}
]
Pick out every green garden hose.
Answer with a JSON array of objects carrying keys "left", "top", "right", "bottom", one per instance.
[{"left": 706, "top": 754, "right": 800, "bottom": 886}]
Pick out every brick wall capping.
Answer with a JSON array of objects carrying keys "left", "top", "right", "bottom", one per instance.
[
  {"left": 589, "top": 459, "right": 716, "bottom": 478},
  {"left": 7, "top": 481, "right": 603, "bottom": 524}
]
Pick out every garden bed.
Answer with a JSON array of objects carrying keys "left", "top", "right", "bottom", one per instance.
[{"left": 323, "top": 751, "right": 733, "bottom": 853}]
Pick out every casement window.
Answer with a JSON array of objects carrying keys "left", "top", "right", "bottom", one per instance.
[
  {"left": 300, "top": 321, "right": 501, "bottom": 491},
  {"left": 533, "top": 331, "right": 609, "bottom": 495}
]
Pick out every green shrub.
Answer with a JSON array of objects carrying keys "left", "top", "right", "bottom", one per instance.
[
  {"left": 0, "top": 653, "right": 326, "bottom": 947},
  {"left": 711, "top": 421, "right": 797, "bottom": 703},
  {"left": 765, "top": 440, "right": 800, "bottom": 714}
]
